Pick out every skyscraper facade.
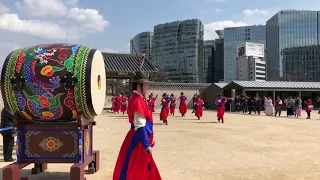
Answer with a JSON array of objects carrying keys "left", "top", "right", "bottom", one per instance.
[
  {"left": 130, "top": 32, "right": 153, "bottom": 61},
  {"left": 202, "top": 40, "right": 215, "bottom": 83},
  {"left": 212, "top": 30, "right": 224, "bottom": 82},
  {"left": 224, "top": 25, "right": 266, "bottom": 81},
  {"left": 152, "top": 19, "right": 204, "bottom": 83},
  {"left": 267, "top": 10, "right": 320, "bottom": 81}
]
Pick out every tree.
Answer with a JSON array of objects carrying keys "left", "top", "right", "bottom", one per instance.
[
  {"left": 107, "top": 79, "right": 129, "bottom": 95},
  {"left": 148, "top": 69, "right": 169, "bottom": 82}
]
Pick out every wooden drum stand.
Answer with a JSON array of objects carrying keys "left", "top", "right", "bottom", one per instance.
[{"left": 2, "top": 114, "right": 100, "bottom": 180}]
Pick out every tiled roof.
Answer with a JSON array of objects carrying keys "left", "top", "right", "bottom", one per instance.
[
  {"left": 214, "top": 82, "right": 228, "bottom": 88},
  {"left": 149, "top": 82, "right": 211, "bottom": 89},
  {"left": 227, "top": 81, "right": 320, "bottom": 89},
  {"left": 103, "top": 52, "right": 158, "bottom": 73}
]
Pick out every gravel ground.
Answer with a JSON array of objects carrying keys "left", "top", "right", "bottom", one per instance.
[{"left": 1, "top": 110, "right": 320, "bottom": 180}]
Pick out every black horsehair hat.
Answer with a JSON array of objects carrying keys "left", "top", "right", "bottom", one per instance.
[{"left": 128, "top": 71, "right": 153, "bottom": 84}]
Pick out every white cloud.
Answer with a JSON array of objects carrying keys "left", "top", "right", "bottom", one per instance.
[
  {"left": 0, "top": 13, "right": 76, "bottom": 40},
  {"left": 67, "top": 8, "right": 109, "bottom": 32},
  {"left": 243, "top": 9, "right": 269, "bottom": 16},
  {"left": 16, "top": 0, "right": 68, "bottom": 17},
  {"left": 0, "top": 3, "right": 9, "bottom": 14},
  {"left": 0, "top": 2, "right": 109, "bottom": 62},
  {"left": 204, "top": 21, "right": 248, "bottom": 40},
  {"left": 214, "top": 8, "right": 222, "bottom": 12}
]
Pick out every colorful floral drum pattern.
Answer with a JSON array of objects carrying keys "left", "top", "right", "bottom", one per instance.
[{"left": 0, "top": 44, "right": 106, "bottom": 121}]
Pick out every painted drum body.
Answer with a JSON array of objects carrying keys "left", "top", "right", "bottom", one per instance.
[{"left": 1, "top": 44, "right": 106, "bottom": 121}]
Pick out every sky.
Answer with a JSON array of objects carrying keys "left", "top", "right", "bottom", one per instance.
[{"left": 0, "top": 0, "right": 319, "bottom": 65}]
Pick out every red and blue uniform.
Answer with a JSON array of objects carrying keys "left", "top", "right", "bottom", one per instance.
[
  {"left": 147, "top": 98, "right": 156, "bottom": 113},
  {"left": 113, "top": 92, "right": 161, "bottom": 180},
  {"left": 217, "top": 97, "right": 226, "bottom": 120},
  {"left": 170, "top": 97, "right": 176, "bottom": 114},
  {"left": 121, "top": 96, "right": 128, "bottom": 113},
  {"left": 195, "top": 98, "right": 204, "bottom": 118},
  {"left": 160, "top": 97, "right": 170, "bottom": 121},
  {"left": 179, "top": 96, "right": 187, "bottom": 115}
]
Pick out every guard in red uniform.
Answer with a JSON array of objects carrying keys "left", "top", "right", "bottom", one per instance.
[
  {"left": 160, "top": 93, "right": 170, "bottom": 125},
  {"left": 113, "top": 71, "right": 161, "bottom": 180},
  {"left": 169, "top": 94, "right": 176, "bottom": 116},
  {"left": 305, "top": 99, "right": 313, "bottom": 119},
  {"left": 179, "top": 92, "right": 188, "bottom": 117},
  {"left": 216, "top": 94, "right": 230, "bottom": 123},
  {"left": 194, "top": 95, "right": 204, "bottom": 120},
  {"left": 121, "top": 92, "right": 128, "bottom": 114},
  {"left": 111, "top": 96, "right": 116, "bottom": 112},
  {"left": 114, "top": 94, "right": 122, "bottom": 113},
  {"left": 147, "top": 94, "right": 158, "bottom": 113}
]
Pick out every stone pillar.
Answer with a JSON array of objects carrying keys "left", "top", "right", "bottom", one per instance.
[{"left": 299, "top": 91, "right": 302, "bottom": 98}]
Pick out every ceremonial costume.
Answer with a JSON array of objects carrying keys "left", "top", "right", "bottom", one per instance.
[
  {"left": 121, "top": 95, "right": 128, "bottom": 114},
  {"left": 194, "top": 98, "right": 204, "bottom": 120},
  {"left": 179, "top": 95, "right": 188, "bottom": 116},
  {"left": 160, "top": 95, "right": 170, "bottom": 125},
  {"left": 147, "top": 97, "right": 156, "bottom": 113},
  {"left": 265, "top": 99, "right": 274, "bottom": 116},
  {"left": 216, "top": 96, "right": 228, "bottom": 123},
  {"left": 113, "top": 71, "right": 161, "bottom": 180},
  {"left": 170, "top": 96, "right": 176, "bottom": 115},
  {"left": 114, "top": 96, "right": 122, "bottom": 113},
  {"left": 274, "top": 98, "right": 283, "bottom": 116}
]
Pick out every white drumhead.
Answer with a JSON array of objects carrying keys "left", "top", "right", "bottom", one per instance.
[{"left": 90, "top": 50, "right": 106, "bottom": 115}]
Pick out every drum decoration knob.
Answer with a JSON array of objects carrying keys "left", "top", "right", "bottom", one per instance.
[
  {"left": 60, "top": 72, "right": 78, "bottom": 90},
  {"left": 10, "top": 72, "right": 25, "bottom": 91}
]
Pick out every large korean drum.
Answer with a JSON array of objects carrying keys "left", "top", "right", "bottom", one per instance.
[{"left": 0, "top": 44, "right": 106, "bottom": 121}]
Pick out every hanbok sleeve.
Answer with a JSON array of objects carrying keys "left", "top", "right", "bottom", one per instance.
[{"left": 134, "top": 112, "right": 151, "bottom": 149}]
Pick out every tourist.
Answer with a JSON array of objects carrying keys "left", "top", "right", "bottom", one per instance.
[
  {"left": 265, "top": 97, "right": 274, "bottom": 116},
  {"left": 0, "top": 107, "right": 15, "bottom": 162},
  {"left": 120, "top": 92, "right": 127, "bottom": 114},
  {"left": 274, "top": 96, "right": 283, "bottom": 116},
  {"left": 254, "top": 94, "right": 262, "bottom": 115},
  {"left": 247, "top": 95, "right": 253, "bottom": 114},
  {"left": 285, "top": 96, "right": 295, "bottom": 117},
  {"left": 216, "top": 94, "right": 227, "bottom": 123},
  {"left": 113, "top": 71, "right": 161, "bottom": 180},
  {"left": 241, "top": 94, "right": 248, "bottom": 113},
  {"left": 305, "top": 99, "right": 313, "bottom": 119},
  {"left": 178, "top": 92, "right": 188, "bottom": 117},
  {"left": 295, "top": 96, "right": 302, "bottom": 118},
  {"left": 160, "top": 93, "right": 170, "bottom": 125},
  {"left": 194, "top": 95, "right": 204, "bottom": 120},
  {"left": 235, "top": 95, "right": 241, "bottom": 112},
  {"left": 169, "top": 94, "right": 176, "bottom": 116}
]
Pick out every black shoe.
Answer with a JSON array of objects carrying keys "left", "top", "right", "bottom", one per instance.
[
  {"left": 4, "top": 157, "right": 15, "bottom": 162},
  {"left": 221, "top": 119, "right": 224, "bottom": 124},
  {"left": 217, "top": 118, "right": 220, "bottom": 123}
]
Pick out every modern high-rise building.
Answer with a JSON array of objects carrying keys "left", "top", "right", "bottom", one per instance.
[
  {"left": 266, "top": 10, "right": 320, "bottom": 81},
  {"left": 211, "top": 30, "right": 224, "bottom": 82},
  {"left": 152, "top": 19, "right": 204, "bottom": 83},
  {"left": 236, "top": 42, "right": 266, "bottom": 81},
  {"left": 130, "top": 32, "right": 153, "bottom": 61},
  {"left": 224, "top": 25, "right": 266, "bottom": 81},
  {"left": 202, "top": 40, "right": 215, "bottom": 83}
]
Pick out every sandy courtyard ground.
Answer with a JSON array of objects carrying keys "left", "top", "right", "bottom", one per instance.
[{"left": 1, "top": 110, "right": 320, "bottom": 180}]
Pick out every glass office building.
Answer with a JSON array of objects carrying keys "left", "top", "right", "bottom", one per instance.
[
  {"left": 267, "top": 10, "right": 320, "bottom": 81},
  {"left": 202, "top": 40, "right": 215, "bottom": 83},
  {"left": 152, "top": 19, "right": 204, "bottom": 83},
  {"left": 224, "top": 25, "right": 266, "bottom": 81},
  {"left": 130, "top": 32, "right": 153, "bottom": 61}
]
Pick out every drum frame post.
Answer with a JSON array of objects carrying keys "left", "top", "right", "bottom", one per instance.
[{"left": 2, "top": 113, "right": 100, "bottom": 180}]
